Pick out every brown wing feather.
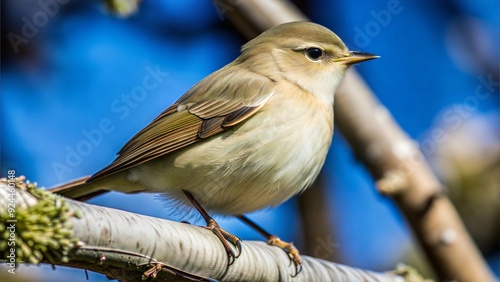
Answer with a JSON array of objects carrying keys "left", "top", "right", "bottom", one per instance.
[
  {"left": 198, "top": 116, "right": 226, "bottom": 138},
  {"left": 88, "top": 111, "right": 202, "bottom": 181},
  {"left": 87, "top": 65, "right": 275, "bottom": 183}
]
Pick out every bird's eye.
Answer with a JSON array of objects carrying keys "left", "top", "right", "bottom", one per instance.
[{"left": 305, "top": 47, "right": 323, "bottom": 61}]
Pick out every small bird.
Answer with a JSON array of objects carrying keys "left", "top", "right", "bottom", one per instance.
[{"left": 50, "top": 21, "right": 378, "bottom": 274}]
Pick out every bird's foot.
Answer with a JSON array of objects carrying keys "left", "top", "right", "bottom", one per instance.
[
  {"left": 206, "top": 218, "right": 242, "bottom": 265},
  {"left": 183, "top": 190, "right": 242, "bottom": 265},
  {"left": 267, "top": 235, "right": 302, "bottom": 276}
]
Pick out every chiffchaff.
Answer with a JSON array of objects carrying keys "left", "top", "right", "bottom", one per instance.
[{"left": 51, "top": 21, "right": 378, "bottom": 274}]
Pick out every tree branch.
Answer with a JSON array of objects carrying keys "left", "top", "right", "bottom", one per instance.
[{"left": 0, "top": 177, "right": 422, "bottom": 281}]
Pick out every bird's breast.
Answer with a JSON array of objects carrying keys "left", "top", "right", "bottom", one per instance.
[{"left": 128, "top": 88, "right": 334, "bottom": 216}]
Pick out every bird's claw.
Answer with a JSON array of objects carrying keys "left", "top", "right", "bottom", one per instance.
[
  {"left": 206, "top": 218, "right": 242, "bottom": 265},
  {"left": 267, "top": 236, "right": 303, "bottom": 276}
]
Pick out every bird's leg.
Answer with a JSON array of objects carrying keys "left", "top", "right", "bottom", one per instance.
[
  {"left": 237, "top": 215, "right": 302, "bottom": 276},
  {"left": 183, "top": 190, "right": 241, "bottom": 265}
]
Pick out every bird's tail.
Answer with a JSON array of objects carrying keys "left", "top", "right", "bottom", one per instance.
[{"left": 49, "top": 176, "right": 109, "bottom": 201}]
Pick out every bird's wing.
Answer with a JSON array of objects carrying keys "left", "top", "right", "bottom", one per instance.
[{"left": 87, "top": 65, "right": 275, "bottom": 182}]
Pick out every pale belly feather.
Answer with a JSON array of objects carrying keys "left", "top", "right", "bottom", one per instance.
[{"left": 122, "top": 91, "right": 334, "bottom": 215}]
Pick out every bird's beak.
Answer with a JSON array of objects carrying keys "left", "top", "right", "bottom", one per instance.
[{"left": 334, "top": 51, "right": 380, "bottom": 66}]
